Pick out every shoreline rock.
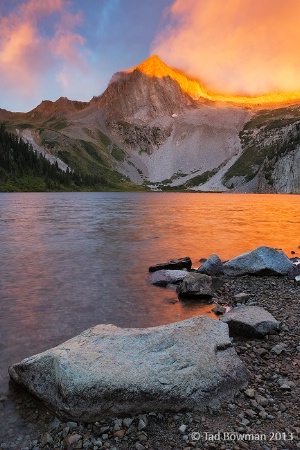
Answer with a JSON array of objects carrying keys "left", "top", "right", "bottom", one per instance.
[
  {"left": 223, "top": 246, "right": 293, "bottom": 276},
  {"left": 149, "top": 269, "right": 188, "bottom": 287},
  {"left": 148, "top": 256, "right": 192, "bottom": 272},
  {"left": 9, "top": 316, "right": 248, "bottom": 422},
  {"left": 196, "top": 254, "right": 223, "bottom": 276},
  {"left": 176, "top": 273, "right": 216, "bottom": 300},
  {"left": 220, "top": 306, "right": 280, "bottom": 338}
]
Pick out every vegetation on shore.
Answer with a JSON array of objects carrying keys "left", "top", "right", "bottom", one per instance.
[{"left": 0, "top": 123, "right": 143, "bottom": 192}]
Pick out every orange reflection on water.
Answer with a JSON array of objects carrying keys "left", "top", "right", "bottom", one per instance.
[
  {"left": 132, "top": 193, "right": 300, "bottom": 264},
  {"left": 1, "top": 191, "right": 300, "bottom": 385}
]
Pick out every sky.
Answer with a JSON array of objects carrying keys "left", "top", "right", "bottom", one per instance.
[{"left": 1, "top": 0, "right": 300, "bottom": 112}]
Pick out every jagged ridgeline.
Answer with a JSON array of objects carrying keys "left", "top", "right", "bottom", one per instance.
[
  {"left": 1, "top": 55, "right": 300, "bottom": 192},
  {"left": 0, "top": 123, "right": 137, "bottom": 192}
]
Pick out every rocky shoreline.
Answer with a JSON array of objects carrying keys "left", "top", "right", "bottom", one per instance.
[{"left": 1, "top": 251, "right": 300, "bottom": 450}]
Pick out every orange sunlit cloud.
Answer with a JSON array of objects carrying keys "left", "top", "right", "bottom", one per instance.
[
  {"left": 0, "top": 0, "right": 87, "bottom": 109},
  {"left": 152, "top": 0, "right": 300, "bottom": 96}
]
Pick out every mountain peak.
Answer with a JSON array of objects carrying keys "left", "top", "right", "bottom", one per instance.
[
  {"left": 125, "top": 55, "right": 207, "bottom": 100},
  {"left": 134, "top": 55, "right": 171, "bottom": 77}
]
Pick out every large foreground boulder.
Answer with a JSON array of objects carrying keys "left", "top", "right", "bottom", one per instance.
[
  {"left": 223, "top": 246, "right": 293, "bottom": 276},
  {"left": 9, "top": 317, "right": 248, "bottom": 422},
  {"left": 221, "top": 306, "right": 280, "bottom": 338}
]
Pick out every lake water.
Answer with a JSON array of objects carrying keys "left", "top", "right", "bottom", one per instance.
[{"left": 0, "top": 191, "right": 300, "bottom": 399}]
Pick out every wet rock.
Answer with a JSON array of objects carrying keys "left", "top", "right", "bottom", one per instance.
[
  {"left": 278, "top": 378, "right": 295, "bottom": 389},
  {"left": 233, "top": 293, "right": 250, "bottom": 304},
  {"left": 196, "top": 254, "right": 223, "bottom": 276},
  {"left": 178, "top": 424, "right": 187, "bottom": 433},
  {"left": 64, "top": 433, "right": 82, "bottom": 449},
  {"left": 9, "top": 316, "right": 248, "bottom": 422},
  {"left": 295, "top": 275, "right": 300, "bottom": 285},
  {"left": 176, "top": 273, "right": 215, "bottom": 299},
  {"left": 245, "top": 408, "right": 257, "bottom": 419},
  {"left": 123, "top": 418, "right": 133, "bottom": 428},
  {"left": 135, "top": 443, "right": 146, "bottom": 450},
  {"left": 149, "top": 257, "right": 192, "bottom": 272},
  {"left": 271, "top": 343, "right": 287, "bottom": 355},
  {"left": 149, "top": 269, "right": 188, "bottom": 287},
  {"left": 244, "top": 388, "right": 255, "bottom": 398},
  {"left": 212, "top": 305, "right": 226, "bottom": 315},
  {"left": 138, "top": 419, "right": 147, "bottom": 431},
  {"left": 256, "top": 395, "right": 269, "bottom": 407},
  {"left": 113, "top": 429, "right": 125, "bottom": 439},
  {"left": 113, "top": 418, "right": 123, "bottom": 431},
  {"left": 223, "top": 246, "right": 293, "bottom": 276},
  {"left": 40, "top": 432, "right": 53, "bottom": 447},
  {"left": 220, "top": 306, "right": 280, "bottom": 338}
]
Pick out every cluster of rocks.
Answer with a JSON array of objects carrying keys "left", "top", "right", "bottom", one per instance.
[
  {"left": 149, "top": 246, "right": 299, "bottom": 316},
  {"left": 2, "top": 246, "right": 300, "bottom": 449}
]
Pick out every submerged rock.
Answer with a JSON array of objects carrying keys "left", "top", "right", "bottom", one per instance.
[
  {"left": 220, "top": 306, "right": 280, "bottom": 338},
  {"left": 9, "top": 317, "right": 248, "bottom": 422},
  {"left": 223, "top": 246, "right": 293, "bottom": 276},
  {"left": 176, "top": 273, "right": 215, "bottom": 299},
  {"left": 149, "top": 269, "right": 188, "bottom": 287},
  {"left": 197, "top": 254, "right": 223, "bottom": 276},
  {"left": 149, "top": 257, "right": 192, "bottom": 272},
  {"left": 212, "top": 304, "right": 226, "bottom": 315}
]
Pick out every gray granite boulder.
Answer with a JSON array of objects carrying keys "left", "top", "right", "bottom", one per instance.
[
  {"left": 149, "top": 257, "right": 192, "bottom": 272},
  {"left": 9, "top": 317, "right": 248, "bottom": 422},
  {"left": 197, "top": 254, "right": 223, "bottom": 276},
  {"left": 176, "top": 273, "right": 215, "bottom": 299},
  {"left": 223, "top": 246, "right": 293, "bottom": 276},
  {"left": 149, "top": 269, "right": 188, "bottom": 287},
  {"left": 220, "top": 306, "right": 280, "bottom": 338}
]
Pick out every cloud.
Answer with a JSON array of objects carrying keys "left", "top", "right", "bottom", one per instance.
[
  {"left": 152, "top": 0, "right": 300, "bottom": 95},
  {"left": 0, "top": 0, "right": 88, "bottom": 110}
]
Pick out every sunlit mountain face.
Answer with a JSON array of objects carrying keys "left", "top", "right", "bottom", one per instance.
[
  {"left": 2, "top": 54, "right": 300, "bottom": 195},
  {"left": 126, "top": 55, "right": 300, "bottom": 108}
]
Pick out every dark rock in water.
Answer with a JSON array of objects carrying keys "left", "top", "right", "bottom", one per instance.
[
  {"left": 177, "top": 273, "right": 215, "bottom": 300},
  {"left": 149, "top": 269, "right": 188, "bottom": 287},
  {"left": 197, "top": 254, "right": 223, "bottom": 276},
  {"left": 149, "top": 257, "right": 192, "bottom": 272},
  {"left": 9, "top": 317, "right": 248, "bottom": 422},
  {"left": 212, "top": 304, "right": 226, "bottom": 315},
  {"left": 220, "top": 306, "right": 280, "bottom": 338},
  {"left": 223, "top": 246, "right": 293, "bottom": 276}
]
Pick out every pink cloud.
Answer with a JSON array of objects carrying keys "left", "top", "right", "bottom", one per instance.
[
  {"left": 152, "top": 0, "right": 300, "bottom": 95},
  {"left": 50, "top": 9, "right": 87, "bottom": 69},
  {"left": 0, "top": 0, "right": 88, "bottom": 109}
]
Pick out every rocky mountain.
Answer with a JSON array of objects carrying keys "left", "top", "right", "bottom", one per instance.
[{"left": 2, "top": 55, "right": 300, "bottom": 192}]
